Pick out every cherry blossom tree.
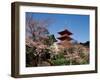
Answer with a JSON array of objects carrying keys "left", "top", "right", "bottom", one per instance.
[{"left": 26, "top": 14, "right": 54, "bottom": 42}]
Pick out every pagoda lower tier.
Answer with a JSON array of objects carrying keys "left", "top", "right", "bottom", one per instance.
[{"left": 57, "top": 40, "right": 72, "bottom": 48}]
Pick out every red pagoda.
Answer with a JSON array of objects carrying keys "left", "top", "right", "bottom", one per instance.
[{"left": 57, "top": 29, "right": 73, "bottom": 48}]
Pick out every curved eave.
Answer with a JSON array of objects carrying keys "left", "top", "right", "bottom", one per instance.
[
  {"left": 58, "top": 36, "right": 73, "bottom": 41},
  {"left": 58, "top": 29, "right": 72, "bottom": 35}
]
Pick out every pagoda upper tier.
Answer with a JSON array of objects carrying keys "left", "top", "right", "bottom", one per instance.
[{"left": 58, "top": 29, "right": 72, "bottom": 35}]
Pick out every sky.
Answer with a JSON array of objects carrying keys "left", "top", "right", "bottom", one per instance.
[{"left": 26, "top": 12, "right": 90, "bottom": 43}]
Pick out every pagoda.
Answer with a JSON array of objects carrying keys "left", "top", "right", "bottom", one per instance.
[{"left": 57, "top": 29, "right": 73, "bottom": 48}]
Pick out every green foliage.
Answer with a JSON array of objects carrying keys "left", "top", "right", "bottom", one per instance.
[
  {"left": 55, "top": 54, "right": 64, "bottom": 59},
  {"left": 26, "top": 46, "right": 38, "bottom": 67},
  {"left": 80, "top": 59, "right": 88, "bottom": 64},
  {"left": 71, "top": 60, "right": 80, "bottom": 65},
  {"left": 79, "top": 53, "right": 86, "bottom": 58},
  {"left": 52, "top": 58, "right": 66, "bottom": 65},
  {"left": 51, "top": 53, "right": 70, "bottom": 65},
  {"left": 52, "top": 58, "right": 70, "bottom": 65},
  {"left": 43, "top": 35, "right": 57, "bottom": 46}
]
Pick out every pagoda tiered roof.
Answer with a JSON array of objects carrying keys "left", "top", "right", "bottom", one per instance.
[
  {"left": 58, "top": 35, "right": 73, "bottom": 41},
  {"left": 57, "top": 28, "right": 73, "bottom": 48},
  {"left": 58, "top": 29, "right": 72, "bottom": 35}
]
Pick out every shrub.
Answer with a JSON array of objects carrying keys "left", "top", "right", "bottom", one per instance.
[{"left": 52, "top": 58, "right": 66, "bottom": 65}]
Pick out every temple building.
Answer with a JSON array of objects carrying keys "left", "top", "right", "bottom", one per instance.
[{"left": 57, "top": 29, "right": 73, "bottom": 48}]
